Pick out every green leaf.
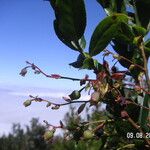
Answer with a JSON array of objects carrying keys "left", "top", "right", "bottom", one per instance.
[
  {"left": 78, "top": 103, "right": 86, "bottom": 114},
  {"left": 82, "top": 58, "right": 94, "bottom": 70},
  {"left": 89, "top": 14, "right": 128, "bottom": 56},
  {"left": 117, "top": 22, "right": 134, "bottom": 42},
  {"left": 54, "top": 20, "right": 79, "bottom": 50},
  {"left": 132, "top": 25, "right": 148, "bottom": 37},
  {"left": 49, "top": 0, "right": 86, "bottom": 51},
  {"left": 78, "top": 36, "right": 86, "bottom": 50},
  {"left": 113, "top": 22, "right": 135, "bottom": 46},
  {"left": 135, "top": 0, "right": 150, "bottom": 29},
  {"left": 89, "top": 16, "right": 115, "bottom": 56},
  {"left": 139, "top": 94, "right": 149, "bottom": 129},
  {"left": 93, "top": 59, "right": 103, "bottom": 71},
  {"left": 97, "top": 0, "right": 126, "bottom": 15},
  {"left": 69, "top": 54, "right": 85, "bottom": 68}
]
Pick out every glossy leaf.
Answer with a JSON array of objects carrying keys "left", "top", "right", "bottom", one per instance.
[
  {"left": 82, "top": 58, "right": 94, "bottom": 70},
  {"left": 54, "top": 20, "right": 79, "bottom": 50},
  {"left": 78, "top": 36, "right": 86, "bottom": 50},
  {"left": 132, "top": 25, "right": 148, "bottom": 36},
  {"left": 135, "top": 0, "right": 150, "bottom": 29},
  {"left": 116, "top": 22, "right": 134, "bottom": 43},
  {"left": 49, "top": 0, "right": 86, "bottom": 52},
  {"left": 93, "top": 59, "right": 103, "bottom": 72},
  {"left": 89, "top": 17, "right": 115, "bottom": 56},
  {"left": 89, "top": 14, "right": 129, "bottom": 56}
]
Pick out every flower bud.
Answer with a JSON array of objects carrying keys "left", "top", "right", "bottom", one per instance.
[
  {"left": 51, "top": 105, "right": 60, "bottom": 110},
  {"left": 46, "top": 102, "right": 51, "bottom": 107},
  {"left": 23, "top": 100, "right": 32, "bottom": 107},
  {"left": 20, "top": 68, "right": 27, "bottom": 77}
]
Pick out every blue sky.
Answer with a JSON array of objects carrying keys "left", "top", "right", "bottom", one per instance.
[
  {"left": 0, "top": 0, "right": 106, "bottom": 89},
  {"left": 0, "top": 0, "right": 106, "bottom": 135}
]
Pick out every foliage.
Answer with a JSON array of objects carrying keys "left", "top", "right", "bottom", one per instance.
[
  {"left": 0, "top": 118, "right": 50, "bottom": 150},
  {"left": 20, "top": 0, "right": 150, "bottom": 149}
]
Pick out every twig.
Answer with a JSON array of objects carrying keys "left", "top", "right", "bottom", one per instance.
[
  {"left": 104, "top": 49, "right": 145, "bottom": 72},
  {"left": 127, "top": 100, "right": 150, "bottom": 111},
  {"left": 124, "top": 83, "right": 150, "bottom": 95},
  {"left": 26, "top": 61, "right": 96, "bottom": 82},
  {"left": 31, "top": 96, "right": 90, "bottom": 106},
  {"left": 83, "top": 119, "right": 114, "bottom": 127}
]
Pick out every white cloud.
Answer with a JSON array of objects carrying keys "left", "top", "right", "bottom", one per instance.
[
  {"left": 9, "top": 90, "right": 91, "bottom": 101},
  {"left": 10, "top": 91, "right": 65, "bottom": 99},
  {"left": 0, "top": 85, "right": 91, "bottom": 135}
]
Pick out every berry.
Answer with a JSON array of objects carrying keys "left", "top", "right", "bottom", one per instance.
[
  {"left": 23, "top": 100, "right": 32, "bottom": 107},
  {"left": 43, "top": 130, "right": 54, "bottom": 141},
  {"left": 69, "top": 90, "right": 81, "bottom": 100},
  {"left": 83, "top": 130, "right": 94, "bottom": 139}
]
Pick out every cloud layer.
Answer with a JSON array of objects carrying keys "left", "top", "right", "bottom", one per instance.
[{"left": 0, "top": 85, "right": 90, "bottom": 135}]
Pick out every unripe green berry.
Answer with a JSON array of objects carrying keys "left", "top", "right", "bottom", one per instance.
[
  {"left": 44, "top": 130, "right": 54, "bottom": 141},
  {"left": 69, "top": 90, "right": 81, "bottom": 100},
  {"left": 83, "top": 130, "right": 94, "bottom": 139},
  {"left": 23, "top": 100, "right": 32, "bottom": 107}
]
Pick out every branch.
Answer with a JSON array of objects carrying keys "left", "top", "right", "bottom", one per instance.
[
  {"left": 25, "top": 61, "right": 96, "bottom": 82},
  {"left": 29, "top": 95, "right": 90, "bottom": 107},
  {"left": 104, "top": 49, "right": 145, "bottom": 72},
  {"left": 127, "top": 100, "right": 150, "bottom": 111},
  {"left": 124, "top": 83, "right": 150, "bottom": 95},
  {"left": 83, "top": 119, "right": 114, "bottom": 127}
]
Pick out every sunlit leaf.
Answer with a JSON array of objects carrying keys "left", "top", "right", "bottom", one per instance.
[
  {"left": 89, "top": 14, "right": 128, "bottom": 56},
  {"left": 82, "top": 58, "right": 94, "bottom": 70},
  {"left": 49, "top": 0, "right": 86, "bottom": 52},
  {"left": 132, "top": 25, "right": 148, "bottom": 37}
]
